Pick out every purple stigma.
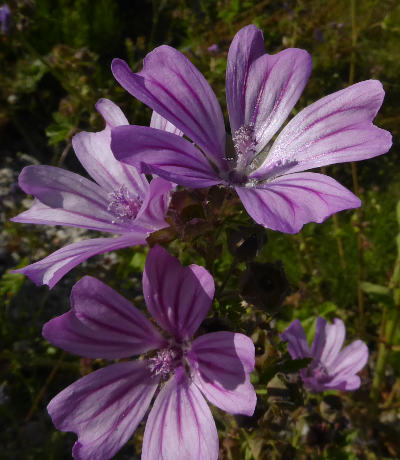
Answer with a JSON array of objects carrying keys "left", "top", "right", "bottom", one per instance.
[{"left": 107, "top": 185, "right": 143, "bottom": 223}]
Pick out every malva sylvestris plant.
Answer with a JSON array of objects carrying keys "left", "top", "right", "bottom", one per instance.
[
  {"left": 281, "top": 317, "right": 369, "bottom": 392},
  {"left": 110, "top": 24, "right": 392, "bottom": 234},
  {"left": 43, "top": 245, "right": 256, "bottom": 460},
  {"left": 11, "top": 99, "right": 178, "bottom": 288},
  {"left": 9, "top": 22, "right": 388, "bottom": 460}
]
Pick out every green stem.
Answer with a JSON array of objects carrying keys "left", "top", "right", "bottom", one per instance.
[
  {"left": 349, "top": 0, "right": 365, "bottom": 336},
  {"left": 321, "top": 166, "right": 346, "bottom": 269},
  {"left": 370, "top": 306, "right": 400, "bottom": 402},
  {"left": 215, "top": 256, "right": 237, "bottom": 299}
]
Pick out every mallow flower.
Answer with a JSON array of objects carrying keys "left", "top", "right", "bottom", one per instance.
[
  {"left": 11, "top": 99, "right": 177, "bottom": 288},
  {"left": 43, "top": 245, "right": 256, "bottom": 460},
  {"left": 111, "top": 24, "right": 392, "bottom": 234},
  {"left": 280, "top": 317, "right": 369, "bottom": 392},
  {"left": 0, "top": 4, "right": 11, "bottom": 35}
]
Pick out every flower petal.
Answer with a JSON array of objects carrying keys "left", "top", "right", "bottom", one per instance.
[
  {"left": 150, "top": 111, "right": 183, "bottom": 136},
  {"left": 255, "top": 80, "right": 392, "bottom": 178},
  {"left": 112, "top": 49, "right": 226, "bottom": 168},
  {"left": 227, "top": 26, "right": 311, "bottom": 152},
  {"left": 48, "top": 361, "right": 159, "bottom": 460},
  {"left": 280, "top": 319, "right": 311, "bottom": 359},
  {"left": 329, "top": 339, "right": 369, "bottom": 377},
  {"left": 311, "top": 318, "right": 346, "bottom": 367},
  {"left": 226, "top": 24, "right": 265, "bottom": 134},
  {"left": 72, "top": 99, "right": 148, "bottom": 197},
  {"left": 142, "top": 367, "right": 218, "bottom": 460},
  {"left": 189, "top": 332, "right": 256, "bottom": 416},
  {"left": 13, "top": 165, "right": 123, "bottom": 233},
  {"left": 322, "top": 375, "right": 362, "bottom": 391},
  {"left": 43, "top": 276, "right": 166, "bottom": 359},
  {"left": 135, "top": 176, "right": 173, "bottom": 231},
  {"left": 112, "top": 125, "right": 221, "bottom": 188},
  {"left": 143, "top": 245, "right": 214, "bottom": 340},
  {"left": 95, "top": 97, "right": 130, "bottom": 128},
  {"left": 13, "top": 234, "right": 147, "bottom": 288},
  {"left": 236, "top": 172, "right": 361, "bottom": 233}
]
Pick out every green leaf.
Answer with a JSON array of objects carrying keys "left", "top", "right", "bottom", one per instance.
[
  {"left": 0, "top": 264, "right": 26, "bottom": 306},
  {"left": 360, "top": 281, "right": 391, "bottom": 297},
  {"left": 129, "top": 252, "right": 148, "bottom": 273},
  {"left": 396, "top": 200, "right": 400, "bottom": 228},
  {"left": 280, "top": 357, "right": 313, "bottom": 374}
]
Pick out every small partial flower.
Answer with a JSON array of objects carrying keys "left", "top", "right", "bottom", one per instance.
[
  {"left": 11, "top": 99, "right": 177, "bottom": 288},
  {"left": 0, "top": 4, "right": 11, "bottom": 35},
  {"left": 111, "top": 24, "right": 391, "bottom": 234},
  {"left": 281, "top": 317, "right": 369, "bottom": 392},
  {"left": 207, "top": 43, "right": 219, "bottom": 53},
  {"left": 43, "top": 246, "right": 256, "bottom": 460}
]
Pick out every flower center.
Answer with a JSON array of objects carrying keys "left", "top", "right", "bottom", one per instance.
[
  {"left": 310, "top": 361, "right": 330, "bottom": 381},
  {"left": 148, "top": 347, "right": 180, "bottom": 377},
  {"left": 107, "top": 185, "right": 143, "bottom": 224},
  {"left": 224, "top": 124, "right": 257, "bottom": 186}
]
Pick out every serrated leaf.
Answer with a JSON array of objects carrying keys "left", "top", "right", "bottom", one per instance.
[{"left": 0, "top": 263, "right": 26, "bottom": 306}]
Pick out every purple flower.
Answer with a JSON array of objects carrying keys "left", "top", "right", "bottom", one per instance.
[
  {"left": 0, "top": 4, "right": 11, "bottom": 35},
  {"left": 110, "top": 24, "right": 391, "bottom": 234},
  {"left": 11, "top": 99, "right": 178, "bottom": 288},
  {"left": 207, "top": 43, "right": 219, "bottom": 53},
  {"left": 280, "top": 317, "right": 369, "bottom": 392},
  {"left": 43, "top": 246, "right": 256, "bottom": 460}
]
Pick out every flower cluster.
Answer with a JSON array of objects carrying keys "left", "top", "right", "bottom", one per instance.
[{"left": 12, "top": 24, "right": 389, "bottom": 460}]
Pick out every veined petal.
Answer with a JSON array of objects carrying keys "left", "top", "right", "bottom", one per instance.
[
  {"left": 227, "top": 35, "right": 311, "bottom": 155},
  {"left": 135, "top": 177, "right": 173, "bottom": 232},
  {"left": 142, "top": 367, "right": 218, "bottom": 460},
  {"left": 72, "top": 99, "right": 148, "bottom": 197},
  {"left": 247, "top": 48, "right": 312, "bottom": 153},
  {"left": 322, "top": 375, "right": 362, "bottom": 391},
  {"left": 13, "top": 234, "right": 147, "bottom": 288},
  {"left": 150, "top": 111, "right": 183, "bottom": 136},
  {"left": 311, "top": 318, "right": 345, "bottom": 368},
  {"left": 236, "top": 172, "right": 361, "bottom": 234},
  {"left": 255, "top": 80, "right": 392, "bottom": 178},
  {"left": 280, "top": 319, "right": 311, "bottom": 359},
  {"left": 95, "top": 97, "right": 130, "bottom": 128},
  {"left": 112, "top": 50, "right": 227, "bottom": 169},
  {"left": 47, "top": 361, "right": 159, "bottom": 460},
  {"left": 43, "top": 276, "right": 166, "bottom": 359},
  {"left": 112, "top": 125, "right": 221, "bottom": 188},
  {"left": 11, "top": 198, "right": 126, "bottom": 235},
  {"left": 13, "top": 165, "right": 122, "bottom": 233},
  {"left": 189, "top": 332, "right": 256, "bottom": 416},
  {"left": 226, "top": 24, "right": 266, "bottom": 134},
  {"left": 143, "top": 245, "right": 214, "bottom": 340},
  {"left": 329, "top": 339, "right": 369, "bottom": 377}
]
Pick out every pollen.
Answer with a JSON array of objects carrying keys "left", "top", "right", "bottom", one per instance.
[
  {"left": 232, "top": 123, "right": 257, "bottom": 161},
  {"left": 107, "top": 185, "right": 143, "bottom": 224},
  {"left": 148, "top": 348, "right": 178, "bottom": 377}
]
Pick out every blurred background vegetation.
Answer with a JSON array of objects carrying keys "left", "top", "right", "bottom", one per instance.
[{"left": 1, "top": 0, "right": 400, "bottom": 458}]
